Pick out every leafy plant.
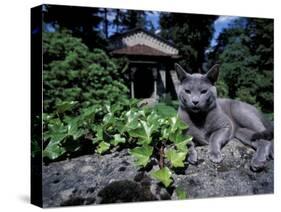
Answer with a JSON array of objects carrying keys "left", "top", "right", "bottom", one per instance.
[
  {"left": 42, "top": 101, "right": 191, "bottom": 199},
  {"left": 151, "top": 167, "right": 173, "bottom": 188},
  {"left": 129, "top": 145, "right": 153, "bottom": 167},
  {"left": 43, "top": 30, "right": 130, "bottom": 114}
]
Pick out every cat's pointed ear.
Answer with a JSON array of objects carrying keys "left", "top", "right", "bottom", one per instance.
[
  {"left": 206, "top": 64, "right": 219, "bottom": 84},
  {"left": 175, "top": 63, "right": 191, "bottom": 82}
]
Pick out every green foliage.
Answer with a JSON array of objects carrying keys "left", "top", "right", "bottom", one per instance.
[
  {"left": 166, "top": 149, "right": 187, "bottom": 168},
  {"left": 175, "top": 187, "right": 187, "bottom": 200},
  {"left": 43, "top": 140, "right": 66, "bottom": 160},
  {"left": 55, "top": 101, "right": 78, "bottom": 114},
  {"left": 96, "top": 141, "right": 111, "bottom": 154},
  {"left": 129, "top": 120, "right": 154, "bottom": 145},
  {"left": 216, "top": 79, "right": 229, "bottom": 97},
  {"left": 43, "top": 101, "right": 190, "bottom": 198},
  {"left": 210, "top": 18, "right": 273, "bottom": 113},
  {"left": 160, "top": 13, "right": 217, "bottom": 71},
  {"left": 111, "top": 134, "right": 126, "bottom": 146},
  {"left": 129, "top": 145, "right": 153, "bottom": 167},
  {"left": 151, "top": 167, "right": 173, "bottom": 188},
  {"left": 43, "top": 30, "right": 129, "bottom": 114}
]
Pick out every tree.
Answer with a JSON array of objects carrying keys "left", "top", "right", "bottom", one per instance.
[
  {"left": 43, "top": 4, "right": 107, "bottom": 49},
  {"left": 103, "top": 8, "right": 109, "bottom": 39},
  {"left": 43, "top": 30, "right": 129, "bottom": 114},
  {"left": 160, "top": 12, "right": 217, "bottom": 72},
  {"left": 113, "top": 9, "right": 122, "bottom": 33},
  {"left": 209, "top": 18, "right": 273, "bottom": 113},
  {"left": 121, "top": 10, "right": 147, "bottom": 30}
]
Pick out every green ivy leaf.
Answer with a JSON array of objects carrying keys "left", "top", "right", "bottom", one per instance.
[
  {"left": 72, "top": 129, "right": 85, "bottom": 140},
  {"left": 122, "top": 110, "right": 139, "bottom": 131},
  {"left": 166, "top": 148, "right": 187, "bottom": 168},
  {"left": 44, "top": 120, "right": 67, "bottom": 144},
  {"left": 128, "top": 120, "right": 154, "bottom": 145},
  {"left": 43, "top": 142, "right": 66, "bottom": 160},
  {"left": 153, "top": 103, "right": 177, "bottom": 118},
  {"left": 46, "top": 131, "right": 67, "bottom": 144},
  {"left": 129, "top": 145, "right": 153, "bottom": 167},
  {"left": 66, "top": 118, "right": 85, "bottom": 140},
  {"left": 169, "top": 116, "right": 188, "bottom": 133},
  {"left": 47, "top": 118, "right": 65, "bottom": 132},
  {"left": 91, "top": 125, "right": 104, "bottom": 145},
  {"left": 151, "top": 167, "right": 173, "bottom": 187},
  {"left": 160, "top": 116, "right": 188, "bottom": 142},
  {"left": 43, "top": 113, "right": 54, "bottom": 122},
  {"left": 146, "top": 112, "right": 161, "bottom": 132},
  {"left": 161, "top": 127, "right": 170, "bottom": 140},
  {"left": 111, "top": 134, "right": 126, "bottom": 146},
  {"left": 56, "top": 101, "right": 78, "bottom": 114},
  {"left": 174, "top": 133, "right": 192, "bottom": 152},
  {"left": 175, "top": 187, "right": 187, "bottom": 200},
  {"left": 67, "top": 119, "right": 78, "bottom": 134},
  {"left": 81, "top": 105, "right": 100, "bottom": 121},
  {"left": 96, "top": 141, "right": 110, "bottom": 154}
]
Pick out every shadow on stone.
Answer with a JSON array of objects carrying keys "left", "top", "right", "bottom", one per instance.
[{"left": 97, "top": 180, "right": 156, "bottom": 203}]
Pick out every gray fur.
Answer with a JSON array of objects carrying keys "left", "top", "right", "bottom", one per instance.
[{"left": 175, "top": 63, "right": 273, "bottom": 171}]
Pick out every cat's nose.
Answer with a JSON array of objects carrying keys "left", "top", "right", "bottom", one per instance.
[{"left": 192, "top": 99, "right": 199, "bottom": 105}]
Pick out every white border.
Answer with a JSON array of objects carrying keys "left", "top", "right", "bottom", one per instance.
[{"left": 0, "top": 0, "right": 280, "bottom": 212}]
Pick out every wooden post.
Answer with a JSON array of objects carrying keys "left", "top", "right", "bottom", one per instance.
[
  {"left": 159, "top": 70, "right": 166, "bottom": 97},
  {"left": 170, "top": 70, "right": 180, "bottom": 95},
  {"left": 130, "top": 67, "right": 137, "bottom": 98},
  {"left": 131, "top": 81, "right": 135, "bottom": 98},
  {"left": 152, "top": 67, "right": 158, "bottom": 98}
]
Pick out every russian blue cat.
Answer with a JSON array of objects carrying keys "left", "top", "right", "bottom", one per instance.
[{"left": 175, "top": 63, "right": 273, "bottom": 171}]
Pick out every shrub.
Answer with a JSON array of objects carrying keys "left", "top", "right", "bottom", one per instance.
[{"left": 43, "top": 30, "right": 129, "bottom": 114}]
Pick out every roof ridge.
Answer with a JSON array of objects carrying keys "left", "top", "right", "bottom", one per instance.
[{"left": 109, "top": 27, "right": 177, "bottom": 49}]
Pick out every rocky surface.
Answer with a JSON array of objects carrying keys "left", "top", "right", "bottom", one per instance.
[{"left": 42, "top": 140, "right": 273, "bottom": 208}]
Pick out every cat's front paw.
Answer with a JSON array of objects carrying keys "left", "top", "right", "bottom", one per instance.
[
  {"left": 188, "top": 152, "right": 198, "bottom": 165},
  {"left": 209, "top": 151, "right": 223, "bottom": 163}
]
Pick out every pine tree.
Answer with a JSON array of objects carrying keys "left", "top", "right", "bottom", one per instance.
[{"left": 160, "top": 12, "right": 217, "bottom": 72}]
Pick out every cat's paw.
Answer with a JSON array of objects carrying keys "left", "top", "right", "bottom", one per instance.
[
  {"left": 188, "top": 153, "right": 198, "bottom": 165},
  {"left": 209, "top": 151, "right": 223, "bottom": 163},
  {"left": 250, "top": 158, "right": 266, "bottom": 172},
  {"left": 251, "top": 141, "right": 273, "bottom": 171}
]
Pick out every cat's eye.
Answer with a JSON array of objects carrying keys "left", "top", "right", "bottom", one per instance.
[
  {"left": 185, "top": 89, "right": 191, "bottom": 94},
  {"left": 201, "top": 89, "right": 207, "bottom": 94}
]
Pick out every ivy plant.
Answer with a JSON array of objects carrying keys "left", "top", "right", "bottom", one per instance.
[{"left": 42, "top": 101, "right": 191, "bottom": 199}]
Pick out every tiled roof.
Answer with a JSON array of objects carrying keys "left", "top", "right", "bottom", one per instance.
[{"left": 111, "top": 44, "right": 174, "bottom": 57}]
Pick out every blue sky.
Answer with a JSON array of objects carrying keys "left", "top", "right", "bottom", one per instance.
[
  {"left": 210, "top": 16, "right": 239, "bottom": 46},
  {"left": 147, "top": 11, "right": 160, "bottom": 30}
]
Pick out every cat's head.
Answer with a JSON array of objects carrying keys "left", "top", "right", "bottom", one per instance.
[{"left": 175, "top": 63, "right": 219, "bottom": 113}]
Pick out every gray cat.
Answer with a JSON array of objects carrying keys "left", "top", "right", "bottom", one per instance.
[{"left": 175, "top": 63, "right": 273, "bottom": 171}]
